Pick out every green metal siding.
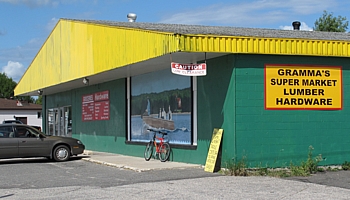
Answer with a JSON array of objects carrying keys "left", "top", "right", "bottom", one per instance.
[
  {"left": 44, "top": 78, "right": 213, "bottom": 164},
  {"left": 44, "top": 54, "right": 350, "bottom": 166},
  {"left": 233, "top": 54, "right": 350, "bottom": 167},
  {"left": 197, "top": 55, "right": 236, "bottom": 165},
  {"left": 196, "top": 54, "right": 350, "bottom": 167},
  {"left": 73, "top": 79, "right": 128, "bottom": 153}
]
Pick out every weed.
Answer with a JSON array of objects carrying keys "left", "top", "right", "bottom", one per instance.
[
  {"left": 289, "top": 146, "right": 322, "bottom": 176},
  {"left": 290, "top": 161, "right": 309, "bottom": 176},
  {"left": 222, "top": 159, "right": 235, "bottom": 176},
  {"left": 223, "top": 156, "right": 248, "bottom": 176},
  {"left": 257, "top": 167, "right": 268, "bottom": 176},
  {"left": 326, "top": 166, "right": 340, "bottom": 171},
  {"left": 222, "top": 146, "right": 330, "bottom": 177},
  {"left": 317, "top": 167, "right": 325, "bottom": 172},
  {"left": 342, "top": 161, "right": 350, "bottom": 170},
  {"left": 267, "top": 169, "right": 291, "bottom": 178}
]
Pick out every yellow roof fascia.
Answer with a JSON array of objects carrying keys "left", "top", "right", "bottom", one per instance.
[
  {"left": 178, "top": 34, "right": 350, "bottom": 57},
  {"left": 15, "top": 20, "right": 350, "bottom": 96},
  {"left": 15, "top": 19, "right": 179, "bottom": 96}
]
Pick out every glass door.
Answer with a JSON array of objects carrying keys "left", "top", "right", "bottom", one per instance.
[
  {"left": 54, "top": 108, "right": 59, "bottom": 136},
  {"left": 59, "top": 107, "right": 65, "bottom": 136},
  {"left": 46, "top": 106, "right": 72, "bottom": 137},
  {"left": 47, "top": 109, "right": 54, "bottom": 136}
]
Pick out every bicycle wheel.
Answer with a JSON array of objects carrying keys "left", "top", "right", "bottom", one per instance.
[
  {"left": 144, "top": 141, "right": 154, "bottom": 161},
  {"left": 159, "top": 142, "right": 171, "bottom": 162}
]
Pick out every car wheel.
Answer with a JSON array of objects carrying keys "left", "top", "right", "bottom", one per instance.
[{"left": 53, "top": 145, "right": 70, "bottom": 162}]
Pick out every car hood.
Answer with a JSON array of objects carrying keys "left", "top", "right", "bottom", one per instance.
[{"left": 45, "top": 135, "right": 81, "bottom": 142}]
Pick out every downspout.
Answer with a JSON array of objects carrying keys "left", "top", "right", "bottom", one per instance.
[
  {"left": 233, "top": 55, "right": 237, "bottom": 162},
  {"left": 43, "top": 95, "right": 46, "bottom": 133}
]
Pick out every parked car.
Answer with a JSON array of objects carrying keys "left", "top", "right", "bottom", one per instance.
[
  {"left": 0, "top": 124, "right": 85, "bottom": 162},
  {"left": 2, "top": 120, "right": 42, "bottom": 131}
]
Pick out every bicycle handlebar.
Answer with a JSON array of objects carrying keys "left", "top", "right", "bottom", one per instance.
[{"left": 147, "top": 128, "right": 168, "bottom": 136}]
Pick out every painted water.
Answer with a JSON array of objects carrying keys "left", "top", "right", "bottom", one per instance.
[{"left": 131, "top": 113, "right": 191, "bottom": 145}]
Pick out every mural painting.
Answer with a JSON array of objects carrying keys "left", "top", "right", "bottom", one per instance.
[{"left": 130, "top": 69, "right": 192, "bottom": 145}]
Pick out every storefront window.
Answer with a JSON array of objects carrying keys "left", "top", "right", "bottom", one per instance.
[
  {"left": 129, "top": 69, "right": 194, "bottom": 145},
  {"left": 46, "top": 106, "right": 72, "bottom": 137}
]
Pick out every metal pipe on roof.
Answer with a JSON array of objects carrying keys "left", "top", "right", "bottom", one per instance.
[
  {"left": 292, "top": 21, "right": 301, "bottom": 30},
  {"left": 127, "top": 13, "right": 137, "bottom": 22}
]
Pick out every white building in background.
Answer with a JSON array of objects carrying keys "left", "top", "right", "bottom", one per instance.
[{"left": 0, "top": 98, "right": 42, "bottom": 128}]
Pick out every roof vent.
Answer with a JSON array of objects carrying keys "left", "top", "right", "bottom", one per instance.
[
  {"left": 16, "top": 101, "right": 23, "bottom": 107},
  {"left": 292, "top": 21, "right": 301, "bottom": 30},
  {"left": 127, "top": 13, "right": 137, "bottom": 22}
]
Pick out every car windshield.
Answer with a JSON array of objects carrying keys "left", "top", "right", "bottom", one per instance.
[
  {"left": 3, "top": 120, "right": 20, "bottom": 124},
  {"left": 25, "top": 126, "right": 48, "bottom": 136},
  {"left": 40, "top": 130, "right": 50, "bottom": 136}
]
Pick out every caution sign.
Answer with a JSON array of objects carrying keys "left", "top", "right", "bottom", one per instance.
[
  {"left": 204, "top": 128, "right": 223, "bottom": 173},
  {"left": 265, "top": 64, "right": 342, "bottom": 110},
  {"left": 171, "top": 62, "right": 207, "bottom": 76}
]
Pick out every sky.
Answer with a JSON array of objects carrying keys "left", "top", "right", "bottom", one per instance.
[
  {"left": 132, "top": 69, "right": 190, "bottom": 96},
  {"left": 0, "top": 0, "right": 349, "bottom": 83}
]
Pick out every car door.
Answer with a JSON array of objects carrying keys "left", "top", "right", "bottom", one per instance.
[
  {"left": 15, "top": 126, "right": 50, "bottom": 157},
  {"left": 0, "top": 125, "right": 18, "bottom": 159}
]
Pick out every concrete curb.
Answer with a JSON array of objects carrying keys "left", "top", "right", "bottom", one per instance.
[
  {"left": 81, "top": 150, "right": 204, "bottom": 172},
  {"left": 82, "top": 158, "right": 146, "bottom": 172}
]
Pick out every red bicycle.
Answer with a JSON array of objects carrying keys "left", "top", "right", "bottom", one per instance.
[{"left": 144, "top": 129, "right": 171, "bottom": 162}]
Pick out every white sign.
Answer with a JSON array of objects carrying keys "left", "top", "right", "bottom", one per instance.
[{"left": 171, "top": 62, "right": 207, "bottom": 76}]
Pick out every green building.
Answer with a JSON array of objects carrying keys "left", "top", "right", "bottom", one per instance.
[{"left": 15, "top": 19, "right": 350, "bottom": 167}]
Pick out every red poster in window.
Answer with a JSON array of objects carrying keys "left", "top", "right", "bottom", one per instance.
[
  {"left": 82, "top": 94, "right": 94, "bottom": 121},
  {"left": 94, "top": 100, "right": 110, "bottom": 120},
  {"left": 82, "top": 102, "right": 94, "bottom": 121},
  {"left": 82, "top": 91, "right": 109, "bottom": 121},
  {"left": 94, "top": 91, "right": 109, "bottom": 101}
]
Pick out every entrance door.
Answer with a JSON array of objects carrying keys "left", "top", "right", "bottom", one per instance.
[
  {"left": 54, "top": 108, "right": 66, "bottom": 137},
  {"left": 54, "top": 108, "right": 59, "bottom": 136},
  {"left": 47, "top": 106, "right": 72, "bottom": 137},
  {"left": 59, "top": 107, "right": 65, "bottom": 136}
]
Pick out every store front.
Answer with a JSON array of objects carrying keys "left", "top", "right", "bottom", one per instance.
[{"left": 14, "top": 19, "right": 350, "bottom": 167}]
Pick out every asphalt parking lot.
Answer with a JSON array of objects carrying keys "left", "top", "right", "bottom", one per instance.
[
  {"left": 285, "top": 170, "right": 350, "bottom": 189},
  {"left": 1, "top": 157, "right": 350, "bottom": 199}
]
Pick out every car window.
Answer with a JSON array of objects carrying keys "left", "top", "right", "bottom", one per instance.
[
  {"left": 2, "top": 120, "right": 20, "bottom": 124},
  {"left": 15, "top": 126, "right": 38, "bottom": 138},
  {"left": 0, "top": 126, "right": 14, "bottom": 138},
  {"left": 0, "top": 131, "right": 8, "bottom": 138}
]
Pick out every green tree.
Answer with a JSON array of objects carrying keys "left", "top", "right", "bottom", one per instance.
[
  {"left": 0, "top": 72, "right": 36, "bottom": 103},
  {"left": 314, "top": 10, "right": 348, "bottom": 32},
  {"left": 17, "top": 96, "right": 35, "bottom": 103},
  {"left": 0, "top": 72, "right": 16, "bottom": 98},
  {"left": 35, "top": 96, "right": 43, "bottom": 105}
]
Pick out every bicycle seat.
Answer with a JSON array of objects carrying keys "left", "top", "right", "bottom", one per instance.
[{"left": 160, "top": 132, "right": 167, "bottom": 135}]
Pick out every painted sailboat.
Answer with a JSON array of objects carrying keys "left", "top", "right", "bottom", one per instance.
[{"left": 142, "top": 99, "right": 175, "bottom": 130}]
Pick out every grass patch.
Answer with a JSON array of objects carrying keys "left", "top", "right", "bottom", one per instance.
[{"left": 222, "top": 146, "right": 327, "bottom": 177}]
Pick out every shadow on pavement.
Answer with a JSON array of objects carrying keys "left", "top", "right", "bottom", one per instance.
[
  {"left": 284, "top": 170, "right": 350, "bottom": 189},
  {"left": 0, "top": 155, "right": 89, "bottom": 165}
]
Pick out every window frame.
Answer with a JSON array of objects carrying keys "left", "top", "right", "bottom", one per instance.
[{"left": 126, "top": 72, "right": 197, "bottom": 146}]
